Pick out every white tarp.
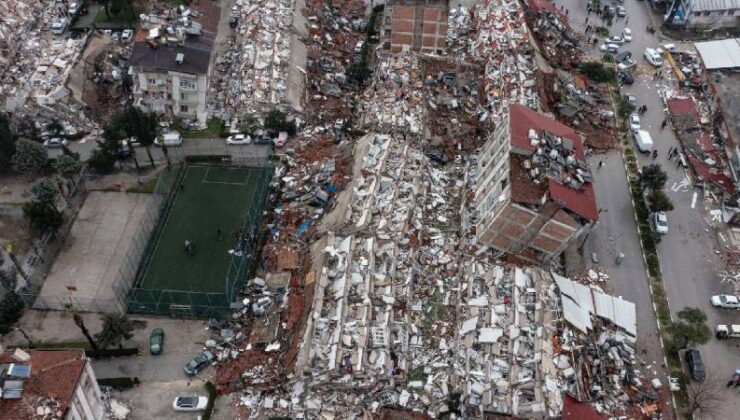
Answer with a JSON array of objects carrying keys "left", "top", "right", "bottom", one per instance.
[
  {"left": 695, "top": 38, "right": 740, "bottom": 70},
  {"left": 561, "top": 295, "right": 592, "bottom": 334}
]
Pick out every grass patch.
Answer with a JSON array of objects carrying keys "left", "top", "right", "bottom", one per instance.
[
  {"left": 173, "top": 118, "right": 224, "bottom": 139},
  {"left": 126, "top": 178, "right": 157, "bottom": 193},
  {"left": 596, "top": 27, "right": 609, "bottom": 37}
]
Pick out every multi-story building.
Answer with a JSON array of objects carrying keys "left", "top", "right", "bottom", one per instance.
[
  {"left": 385, "top": 0, "right": 449, "bottom": 54},
  {"left": 0, "top": 349, "right": 105, "bottom": 420},
  {"left": 665, "top": 0, "right": 740, "bottom": 30},
  {"left": 130, "top": 2, "right": 220, "bottom": 127},
  {"left": 474, "top": 104, "right": 598, "bottom": 264}
]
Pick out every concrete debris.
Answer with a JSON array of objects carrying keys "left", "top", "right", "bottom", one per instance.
[{"left": 108, "top": 399, "right": 130, "bottom": 419}]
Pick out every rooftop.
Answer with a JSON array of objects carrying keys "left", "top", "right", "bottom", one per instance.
[
  {"left": 666, "top": 96, "right": 701, "bottom": 125},
  {"left": 711, "top": 71, "right": 740, "bottom": 148},
  {"left": 0, "top": 350, "right": 86, "bottom": 420},
  {"left": 508, "top": 104, "right": 598, "bottom": 221},
  {"left": 695, "top": 38, "right": 740, "bottom": 70},
  {"left": 130, "top": 1, "right": 220, "bottom": 75}
]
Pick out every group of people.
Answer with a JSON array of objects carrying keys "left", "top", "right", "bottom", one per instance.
[{"left": 637, "top": 105, "right": 648, "bottom": 115}]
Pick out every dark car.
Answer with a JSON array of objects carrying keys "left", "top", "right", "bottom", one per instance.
[
  {"left": 615, "top": 51, "right": 632, "bottom": 63},
  {"left": 229, "top": 16, "right": 238, "bottom": 28},
  {"left": 617, "top": 70, "right": 634, "bottom": 85},
  {"left": 149, "top": 328, "right": 164, "bottom": 355},
  {"left": 685, "top": 349, "right": 706, "bottom": 381},
  {"left": 184, "top": 351, "right": 214, "bottom": 376},
  {"left": 425, "top": 149, "right": 449, "bottom": 165}
]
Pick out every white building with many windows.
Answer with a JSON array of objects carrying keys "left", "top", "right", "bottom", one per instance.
[{"left": 666, "top": 0, "right": 740, "bottom": 30}]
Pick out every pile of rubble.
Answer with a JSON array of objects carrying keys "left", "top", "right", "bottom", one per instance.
[
  {"left": 523, "top": 0, "right": 582, "bottom": 70},
  {"left": 0, "top": 0, "right": 40, "bottom": 73},
  {"left": 208, "top": 0, "right": 295, "bottom": 118}
]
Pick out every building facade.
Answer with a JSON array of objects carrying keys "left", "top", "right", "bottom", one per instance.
[
  {"left": 130, "top": 2, "right": 220, "bottom": 127},
  {"left": 475, "top": 104, "right": 598, "bottom": 264},
  {"left": 666, "top": 0, "right": 740, "bottom": 30},
  {"left": 385, "top": 0, "right": 449, "bottom": 54},
  {"left": 0, "top": 349, "right": 104, "bottom": 420}
]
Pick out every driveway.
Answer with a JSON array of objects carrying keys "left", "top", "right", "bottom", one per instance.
[{"left": 561, "top": 0, "right": 740, "bottom": 417}]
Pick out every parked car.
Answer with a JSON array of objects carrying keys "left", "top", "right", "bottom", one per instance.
[
  {"left": 616, "top": 6, "right": 627, "bottom": 17},
  {"left": 155, "top": 132, "right": 183, "bottom": 147},
  {"left": 615, "top": 51, "right": 632, "bottom": 63},
  {"left": 184, "top": 351, "right": 214, "bottom": 376},
  {"left": 617, "top": 70, "right": 634, "bottom": 85},
  {"left": 172, "top": 395, "right": 208, "bottom": 411},
  {"left": 149, "top": 328, "right": 164, "bottom": 355},
  {"left": 121, "top": 29, "right": 134, "bottom": 43},
  {"left": 710, "top": 294, "right": 740, "bottom": 309},
  {"left": 51, "top": 20, "right": 68, "bottom": 35},
  {"left": 629, "top": 114, "right": 641, "bottom": 131},
  {"left": 354, "top": 41, "right": 364, "bottom": 54},
  {"left": 426, "top": 149, "right": 449, "bottom": 165},
  {"left": 657, "top": 43, "right": 677, "bottom": 54},
  {"left": 684, "top": 349, "right": 706, "bottom": 382},
  {"left": 653, "top": 211, "right": 668, "bottom": 234},
  {"left": 273, "top": 131, "right": 288, "bottom": 147},
  {"left": 644, "top": 48, "right": 664, "bottom": 67},
  {"left": 716, "top": 324, "right": 740, "bottom": 339},
  {"left": 606, "top": 36, "right": 625, "bottom": 45},
  {"left": 229, "top": 16, "right": 238, "bottom": 28},
  {"left": 226, "top": 133, "right": 251, "bottom": 145},
  {"left": 617, "top": 58, "right": 637, "bottom": 70},
  {"left": 69, "top": 2, "right": 80, "bottom": 16},
  {"left": 623, "top": 93, "right": 637, "bottom": 104},
  {"left": 622, "top": 28, "right": 632, "bottom": 42},
  {"left": 600, "top": 43, "right": 620, "bottom": 54},
  {"left": 43, "top": 137, "right": 68, "bottom": 148}
]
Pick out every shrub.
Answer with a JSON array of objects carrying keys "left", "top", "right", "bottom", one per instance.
[{"left": 579, "top": 61, "right": 616, "bottom": 83}]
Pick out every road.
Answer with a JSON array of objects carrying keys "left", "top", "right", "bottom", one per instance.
[
  {"left": 561, "top": 0, "right": 740, "bottom": 417},
  {"left": 49, "top": 137, "right": 273, "bottom": 164}
]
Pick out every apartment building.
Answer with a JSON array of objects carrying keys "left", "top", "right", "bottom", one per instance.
[
  {"left": 385, "top": 0, "right": 449, "bottom": 54},
  {"left": 130, "top": 2, "right": 220, "bottom": 127},
  {"left": 474, "top": 104, "right": 598, "bottom": 264},
  {"left": 666, "top": 0, "right": 740, "bottom": 30},
  {"left": 0, "top": 349, "right": 104, "bottom": 420}
]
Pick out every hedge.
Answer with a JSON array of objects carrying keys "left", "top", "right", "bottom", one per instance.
[
  {"left": 202, "top": 381, "right": 217, "bottom": 420},
  {"left": 184, "top": 155, "right": 231, "bottom": 163},
  {"left": 97, "top": 377, "right": 140, "bottom": 390},
  {"left": 85, "top": 347, "right": 139, "bottom": 359}
]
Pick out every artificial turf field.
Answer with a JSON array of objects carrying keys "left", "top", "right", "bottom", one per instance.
[{"left": 137, "top": 164, "right": 269, "bottom": 295}]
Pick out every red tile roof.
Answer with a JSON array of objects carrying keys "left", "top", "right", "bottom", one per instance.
[
  {"left": 509, "top": 103, "right": 585, "bottom": 160},
  {"left": 0, "top": 350, "right": 86, "bottom": 419},
  {"left": 525, "top": 0, "right": 570, "bottom": 27},
  {"left": 666, "top": 97, "right": 700, "bottom": 124},
  {"left": 508, "top": 104, "right": 598, "bottom": 221}
]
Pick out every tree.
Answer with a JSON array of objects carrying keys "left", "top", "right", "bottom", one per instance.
[
  {"left": 107, "top": 108, "right": 159, "bottom": 168},
  {"left": 94, "top": 313, "right": 134, "bottom": 349},
  {"left": 31, "top": 178, "right": 60, "bottom": 207},
  {"left": 640, "top": 164, "right": 668, "bottom": 193},
  {"left": 0, "top": 291, "right": 25, "bottom": 334},
  {"left": 0, "top": 113, "right": 15, "bottom": 173},
  {"left": 647, "top": 190, "right": 674, "bottom": 213},
  {"left": 239, "top": 114, "right": 261, "bottom": 136},
  {"left": 22, "top": 201, "right": 63, "bottom": 233},
  {"left": 670, "top": 307, "right": 712, "bottom": 351},
  {"left": 686, "top": 376, "right": 724, "bottom": 416},
  {"left": 110, "top": 0, "right": 123, "bottom": 16},
  {"left": 87, "top": 146, "right": 117, "bottom": 174},
  {"left": 54, "top": 155, "right": 82, "bottom": 189},
  {"left": 11, "top": 139, "right": 48, "bottom": 173},
  {"left": 46, "top": 120, "right": 64, "bottom": 137},
  {"left": 579, "top": 61, "right": 616, "bottom": 83},
  {"left": 264, "top": 110, "right": 297, "bottom": 137},
  {"left": 73, "top": 313, "right": 99, "bottom": 351}
]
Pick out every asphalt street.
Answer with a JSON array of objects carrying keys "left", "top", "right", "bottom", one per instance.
[
  {"left": 560, "top": 0, "right": 740, "bottom": 417},
  {"left": 48, "top": 137, "right": 273, "bottom": 164}
]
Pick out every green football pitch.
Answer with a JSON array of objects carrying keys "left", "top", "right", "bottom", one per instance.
[{"left": 137, "top": 164, "right": 270, "bottom": 294}]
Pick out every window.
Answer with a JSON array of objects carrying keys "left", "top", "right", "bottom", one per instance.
[
  {"left": 730, "top": 9, "right": 736, "bottom": 15},
  {"left": 694, "top": 11, "right": 701, "bottom": 16},
  {"left": 180, "top": 92, "right": 188, "bottom": 101},
  {"left": 501, "top": 178, "right": 508, "bottom": 190},
  {"left": 703, "top": 11, "right": 711, "bottom": 16},
  {"left": 148, "top": 79, "right": 156, "bottom": 85},
  {"left": 180, "top": 80, "right": 196, "bottom": 89},
  {"left": 180, "top": 105, "right": 189, "bottom": 113},
  {"left": 717, "top": 10, "right": 726, "bottom": 15}
]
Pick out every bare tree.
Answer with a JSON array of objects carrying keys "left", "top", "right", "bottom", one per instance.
[{"left": 687, "top": 376, "right": 725, "bottom": 417}]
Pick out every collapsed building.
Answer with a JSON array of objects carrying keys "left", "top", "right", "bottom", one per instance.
[
  {"left": 474, "top": 104, "right": 598, "bottom": 264},
  {"left": 130, "top": 2, "right": 221, "bottom": 126}
]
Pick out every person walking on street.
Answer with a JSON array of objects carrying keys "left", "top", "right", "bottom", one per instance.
[
  {"left": 585, "top": 16, "right": 589, "bottom": 24},
  {"left": 625, "top": 17, "right": 629, "bottom": 25},
  {"left": 661, "top": 119, "right": 667, "bottom": 129},
  {"left": 598, "top": 160, "right": 604, "bottom": 168},
  {"left": 652, "top": 150, "right": 658, "bottom": 159}
]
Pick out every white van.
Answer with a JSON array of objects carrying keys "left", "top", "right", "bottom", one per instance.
[
  {"left": 155, "top": 132, "right": 183, "bottom": 147},
  {"left": 644, "top": 48, "right": 663, "bottom": 67},
  {"left": 634, "top": 129, "right": 653, "bottom": 153}
]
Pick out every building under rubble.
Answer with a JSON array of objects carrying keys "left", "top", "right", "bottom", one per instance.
[
  {"left": 475, "top": 104, "right": 598, "bottom": 264},
  {"left": 130, "top": 2, "right": 220, "bottom": 126},
  {"left": 385, "top": 0, "right": 449, "bottom": 54}
]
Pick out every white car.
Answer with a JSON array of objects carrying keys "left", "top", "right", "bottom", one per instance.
[
  {"left": 616, "top": 6, "right": 626, "bottom": 17},
  {"left": 711, "top": 294, "right": 740, "bottom": 309},
  {"left": 600, "top": 43, "right": 620, "bottom": 54},
  {"left": 43, "top": 138, "right": 68, "bottom": 148},
  {"left": 606, "top": 36, "right": 625, "bottom": 45},
  {"left": 172, "top": 396, "right": 208, "bottom": 411},
  {"left": 121, "top": 29, "right": 134, "bottom": 43},
  {"left": 644, "top": 48, "right": 664, "bottom": 67},
  {"left": 69, "top": 2, "right": 80, "bottom": 15},
  {"left": 653, "top": 211, "right": 668, "bottom": 234},
  {"left": 629, "top": 114, "right": 641, "bottom": 131},
  {"left": 622, "top": 28, "right": 632, "bottom": 42},
  {"left": 226, "top": 134, "right": 251, "bottom": 145},
  {"left": 618, "top": 58, "right": 637, "bottom": 70}
]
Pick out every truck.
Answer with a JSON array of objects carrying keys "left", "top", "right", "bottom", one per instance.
[
  {"left": 716, "top": 324, "right": 740, "bottom": 339},
  {"left": 634, "top": 129, "right": 654, "bottom": 153}
]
